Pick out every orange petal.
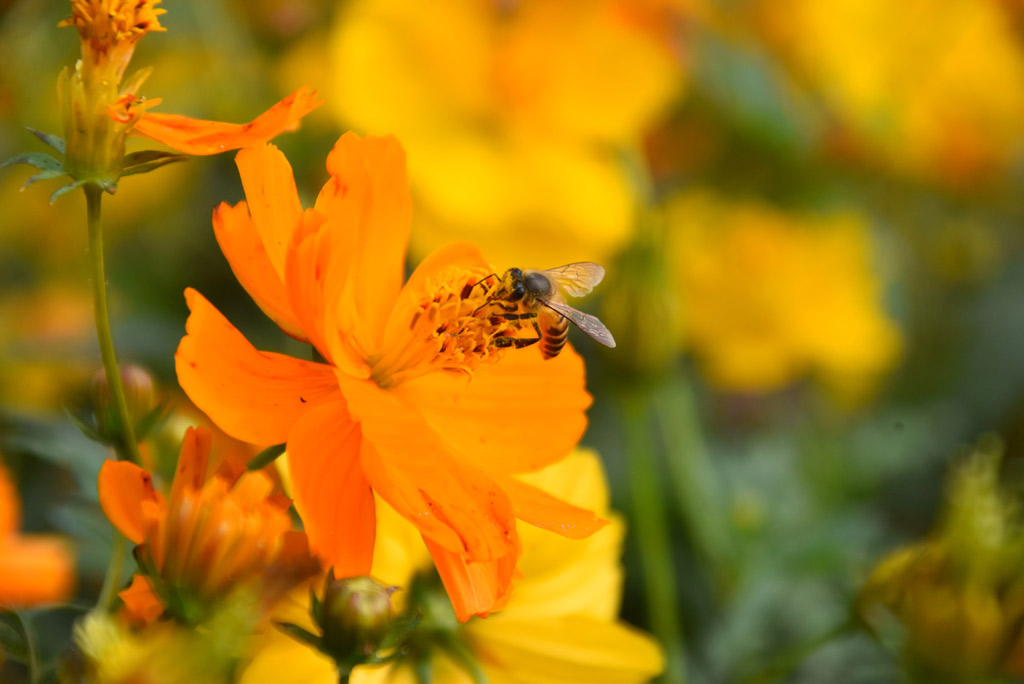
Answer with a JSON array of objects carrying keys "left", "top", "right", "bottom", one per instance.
[
  {"left": 317, "top": 133, "right": 412, "bottom": 353},
  {"left": 285, "top": 208, "right": 371, "bottom": 378},
  {"left": 339, "top": 373, "right": 518, "bottom": 562},
  {"left": 396, "top": 345, "right": 590, "bottom": 473},
  {"left": 0, "top": 536, "right": 74, "bottom": 607},
  {"left": 0, "top": 460, "right": 20, "bottom": 537},
  {"left": 213, "top": 200, "right": 306, "bottom": 341},
  {"left": 382, "top": 241, "right": 492, "bottom": 349},
  {"left": 424, "top": 536, "right": 519, "bottom": 622},
  {"left": 119, "top": 574, "right": 164, "bottom": 626},
  {"left": 131, "top": 86, "right": 324, "bottom": 155},
  {"left": 98, "top": 460, "right": 163, "bottom": 544},
  {"left": 175, "top": 288, "right": 342, "bottom": 445},
  {"left": 287, "top": 400, "right": 375, "bottom": 576},
  {"left": 234, "top": 144, "right": 304, "bottom": 280},
  {"left": 168, "top": 426, "right": 212, "bottom": 511},
  {"left": 497, "top": 474, "right": 607, "bottom": 540}
]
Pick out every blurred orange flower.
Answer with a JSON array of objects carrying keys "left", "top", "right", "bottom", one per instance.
[
  {"left": 98, "top": 427, "right": 317, "bottom": 625},
  {"left": 0, "top": 457, "right": 75, "bottom": 607},
  {"left": 175, "top": 132, "right": 604, "bottom": 621}
]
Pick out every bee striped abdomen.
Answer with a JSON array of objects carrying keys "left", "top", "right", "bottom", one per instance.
[{"left": 540, "top": 317, "right": 569, "bottom": 359}]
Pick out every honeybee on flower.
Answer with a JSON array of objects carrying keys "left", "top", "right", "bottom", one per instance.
[{"left": 475, "top": 263, "right": 616, "bottom": 359}]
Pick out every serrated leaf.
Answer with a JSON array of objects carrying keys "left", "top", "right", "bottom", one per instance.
[
  {"left": 49, "top": 179, "right": 86, "bottom": 203},
  {"left": 62, "top": 406, "right": 109, "bottom": 445},
  {"left": 22, "top": 168, "right": 69, "bottom": 190},
  {"left": 27, "top": 128, "right": 66, "bottom": 154},
  {"left": 248, "top": 443, "right": 287, "bottom": 471},
  {"left": 2, "top": 152, "right": 63, "bottom": 172},
  {"left": 275, "top": 621, "right": 322, "bottom": 649}
]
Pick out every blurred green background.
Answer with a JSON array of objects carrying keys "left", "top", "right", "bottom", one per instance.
[{"left": 2, "top": 0, "right": 1024, "bottom": 682}]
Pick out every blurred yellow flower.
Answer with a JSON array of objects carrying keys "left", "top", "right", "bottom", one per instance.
[
  {"left": 859, "top": 440, "right": 1024, "bottom": 680},
  {"left": 669, "top": 192, "right": 901, "bottom": 400},
  {"left": 754, "top": 0, "right": 1024, "bottom": 185},
  {"left": 241, "top": 449, "right": 664, "bottom": 684},
  {"left": 329, "top": 0, "right": 687, "bottom": 265}
]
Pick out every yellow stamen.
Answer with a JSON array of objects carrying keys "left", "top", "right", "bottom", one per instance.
[
  {"left": 369, "top": 267, "right": 522, "bottom": 388},
  {"left": 61, "top": 0, "right": 166, "bottom": 53}
]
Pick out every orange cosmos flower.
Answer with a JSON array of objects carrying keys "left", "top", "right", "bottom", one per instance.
[
  {"left": 53, "top": 0, "right": 321, "bottom": 191},
  {"left": 175, "top": 132, "right": 604, "bottom": 621},
  {"left": 98, "top": 426, "right": 318, "bottom": 625},
  {"left": 0, "top": 457, "right": 75, "bottom": 607}
]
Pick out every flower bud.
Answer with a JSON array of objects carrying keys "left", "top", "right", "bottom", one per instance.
[
  {"left": 319, "top": 575, "right": 396, "bottom": 668},
  {"left": 91, "top": 363, "right": 156, "bottom": 440}
]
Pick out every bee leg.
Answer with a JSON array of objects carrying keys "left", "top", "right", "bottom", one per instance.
[
  {"left": 461, "top": 273, "right": 498, "bottom": 300},
  {"left": 493, "top": 335, "right": 541, "bottom": 349},
  {"left": 500, "top": 311, "right": 538, "bottom": 321}
]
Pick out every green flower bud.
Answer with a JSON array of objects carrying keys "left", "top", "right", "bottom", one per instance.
[
  {"left": 319, "top": 575, "right": 396, "bottom": 669},
  {"left": 91, "top": 363, "right": 156, "bottom": 441}
]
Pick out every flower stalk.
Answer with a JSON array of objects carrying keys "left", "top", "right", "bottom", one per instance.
[{"left": 86, "top": 184, "right": 141, "bottom": 464}]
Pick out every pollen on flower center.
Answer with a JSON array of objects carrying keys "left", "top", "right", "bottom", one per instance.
[
  {"left": 368, "top": 267, "right": 522, "bottom": 388},
  {"left": 61, "top": 0, "right": 166, "bottom": 57}
]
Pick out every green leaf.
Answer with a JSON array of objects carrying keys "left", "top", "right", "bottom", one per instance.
[
  {"left": 1, "top": 152, "right": 63, "bottom": 172},
  {"left": 22, "top": 168, "right": 69, "bottom": 190},
  {"left": 438, "top": 634, "right": 486, "bottom": 684},
  {"left": 0, "top": 616, "right": 27, "bottom": 664},
  {"left": 0, "top": 411, "right": 111, "bottom": 500},
  {"left": 379, "top": 613, "right": 422, "bottom": 651},
  {"left": 275, "top": 621, "right": 322, "bottom": 649},
  {"left": 135, "top": 402, "right": 174, "bottom": 441},
  {"left": 62, "top": 406, "right": 109, "bottom": 445},
  {"left": 27, "top": 128, "right": 66, "bottom": 154},
  {"left": 120, "top": 150, "right": 189, "bottom": 177},
  {"left": 49, "top": 179, "right": 86, "bottom": 203},
  {"left": 248, "top": 443, "right": 287, "bottom": 471}
]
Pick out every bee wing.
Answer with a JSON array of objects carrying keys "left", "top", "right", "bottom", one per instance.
[
  {"left": 538, "top": 262, "right": 606, "bottom": 298},
  {"left": 541, "top": 298, "right": 616, "bottom": 348}
]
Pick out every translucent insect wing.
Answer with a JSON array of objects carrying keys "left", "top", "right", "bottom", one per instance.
[
  {"left": 542, "top": 299, "right": 616, "bottom": 348},
  {"left": 542, "top": 262, "right": 606, "bottom": 298}
]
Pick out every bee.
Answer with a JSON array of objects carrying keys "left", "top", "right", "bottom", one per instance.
[{"left": 476, "top": 262, "right": 616, "bottom": 359}]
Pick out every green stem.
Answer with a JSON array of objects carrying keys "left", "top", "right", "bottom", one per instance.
[
  {"left": 655, "top": 376, "right": 735, "bottom": 585},
  {"left": 85, "top": 184, "right": 141, "bottom": 464},
  {"left": 97, "top": 528, "right": 125, "bottom": 612},
  {"left": 622, "top": 394, "right": 687, "bottom": 683}
]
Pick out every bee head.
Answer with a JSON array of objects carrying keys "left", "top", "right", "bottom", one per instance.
[{"left": 501, "top": 268, "right": 526, "bottom": 301}]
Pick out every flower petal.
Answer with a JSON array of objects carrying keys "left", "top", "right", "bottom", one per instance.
[
  {"left": 424, "top": 536, "right": 518, "bottom": 622},
  {"left": 234, "top": 144, "right": 304, "bottom": 281},
  {"left": 175, "top": 288, "right": 341, "bottom": 445},
  {"left": 212, "top": 200, "right": 306, "bottom": 340},
  {"left": 317, "top": 133, "right": 412, "bottom": 352},
  {"left": 468, "top": 614, "right": 665, "bottom": 684},
  {"left": 98, "top": 460, "right": 163, "bottom": 544},
  {"left": 287, "top": 400, "right": 376, "bottom": 577},
  {"left": 168, "top": 426, "right": 211, "bottom": 511},
  {"left": 118, "top": 574, "right": 164, "bottom": 626},
  {"left": 0, "top": 536, "right": 74, "bottom": 607},
  {"left": 495, "top": 473, "right": 607, "bottom": 540},
  {"left": 339, "top": 373, "right": 518, "bottom": 562},
  {"left": 131, "top": 86, "right": 324, "bottom": 155},
  {"left": 395, "top": 345, "right": 590, "bottom": 473},
  {"left": 0, "top": 460, "right": 20, "bottom": 537}
]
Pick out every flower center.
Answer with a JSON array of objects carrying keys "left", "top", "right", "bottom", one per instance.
[
  {"left": 62, "top": 0, "right": 166, "bottom": 49},
  {"left": 368, "top": 267, "right": 522, "bottom": 388}
]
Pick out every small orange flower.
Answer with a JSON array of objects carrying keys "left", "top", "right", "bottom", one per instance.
[
  {"left": 175, "top": 132, "right": 605, "bottom": 621},
  {"left": 98, "top": 426, "right": 318, "bottom": 625},
  {"left": 55, "top": 0, "right": 322, "bottom": 189},
  {"left": 0, "top": 457, "right": 75, "bottom": 607}
]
